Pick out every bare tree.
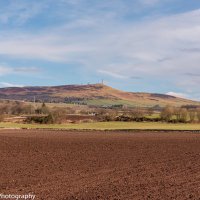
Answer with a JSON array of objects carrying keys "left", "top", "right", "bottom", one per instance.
[
  {"left": 189, "top": 110, "right": 196, "bottom": 123},
  {"left": 160, "top": 106, "right": 174, "bottom": 122},
  {"left": 197, "top": 109, "right": 200, "bottom": 123},
  {"left": 179, "top": 108, "right": 188, "bottom": 123}
]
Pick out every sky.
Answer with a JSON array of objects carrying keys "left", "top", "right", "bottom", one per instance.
[{"left": 0, "top": 0, "right": 200, "bottom": 100}]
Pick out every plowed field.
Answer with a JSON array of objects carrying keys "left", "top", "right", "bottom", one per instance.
[{"left": 0, "top": 130, "right": 199, "bottom": 200}]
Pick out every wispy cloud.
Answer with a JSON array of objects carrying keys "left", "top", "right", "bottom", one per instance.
[
  {"left": 0, "top": 0, "right": 200, "bottom": 99},
  {"left": 13, "top": 67, "right": 41, "bottom": 73},
  {"left": 139, "top": 0, "right": 161, "bottom": 6},
  {"left": 0, "top": 82, "right": 24, "bottom": 88},
  {"left": 166, "top": 92, "right": 187, "bottom": 99},
  {"left": 98, "top": 70, "right": 128, "bottom": 79},
  {"left": 0, "top": 64, "right": 40, "bottom": 76},
  {"left": 0, "top": 1, "right": 45, "bottom": 25},
  {"left": 0, "top": 65, "right": 12, "bottom": 76},
  {"left": 184, "top": 72, "right": 200, "bottom": 77}
]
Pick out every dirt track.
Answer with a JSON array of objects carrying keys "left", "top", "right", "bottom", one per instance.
[{"left": 0, "top": 130, "right": 200, "bottom": 200}]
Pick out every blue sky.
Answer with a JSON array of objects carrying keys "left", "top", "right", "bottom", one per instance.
[{"left": 0, "top": 0, "right": 200, "bottom": 100}]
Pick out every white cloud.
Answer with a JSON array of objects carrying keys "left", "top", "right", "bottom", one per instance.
[
  {"left": 166, "top": 92, "right": 187, "bottom": 99},
  {"left": 0, "top": 64, "right": 40, "bottom": 76},
  {"left": 0, "top": 82, "right": 24, "bottom": 88},
  {"left": 0, "top": 1, "right": 45, "bottom": 25},
  {"left": 13, "top": 67, "right": 40, "bottom": 73},
  {"left": 139, "top": 0, "right": 161, "bottom": 6},
  {"left": 0, "top": 1, "right": 200, "bottom": 99},
  {"left": 98, "top": 70, "right": 127, "bottom": 79},
  {"left": 0, "top": 66, "right": 12, "bottom": 76},
  {"left": 0, "top": 34, "right": 92, "bottom": 62}
]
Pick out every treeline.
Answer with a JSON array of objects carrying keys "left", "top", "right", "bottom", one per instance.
[
  {"left": 0, "top": 101, "right": 98, "bottom": 124},
  {"left": 0, "top": 101, "right": 73, "bottom": 124},
  {"left": 160, "top": 106, "right": 200, "bottom": 123},
  {"left": 0, "top": 100, "right": 34, "bottom": 115},
  {"left": 96, "top": 107, "right": 154, "bottom": 122},
  {"left": 1, "top": 100, "right": 200, "bottom": 124},
  {"left": 97, "top": 106, "right": 200, "bottom": 123},
  {"left": 26, "top": 104, "right": 70, "bottom": 124}
]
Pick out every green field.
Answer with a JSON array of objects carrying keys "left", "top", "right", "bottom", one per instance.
[
  {"left": 85, "top": 99, "right": 143, "bottom": 107},
  {"left": 0, "top": 122, "right": 200, "bottom": 131}
]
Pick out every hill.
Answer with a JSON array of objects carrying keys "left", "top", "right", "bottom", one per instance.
[{"left": 0, "top": 84, "right": 199, "bottom": 107}]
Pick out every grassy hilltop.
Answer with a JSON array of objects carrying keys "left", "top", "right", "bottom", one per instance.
[{"left": 0, "top": 83, "right": 199, "bottom": 107}]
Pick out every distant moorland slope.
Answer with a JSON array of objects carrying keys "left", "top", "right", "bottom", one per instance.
[{"left": 0, "top": 84, "right": 199, "bottom": 107}]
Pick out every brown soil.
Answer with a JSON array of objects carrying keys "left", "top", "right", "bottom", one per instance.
[{"left": 0, "top": 130, "right": 200, "bottom": 200}]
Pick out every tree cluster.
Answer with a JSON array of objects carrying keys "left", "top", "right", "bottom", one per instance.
[{"left": 160, "top": 105, "right": 200, "bottom": 123}]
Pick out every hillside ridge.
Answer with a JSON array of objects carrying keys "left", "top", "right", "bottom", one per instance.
[{"left": 0, "top": 83, "right": 198, "bottom": 107}]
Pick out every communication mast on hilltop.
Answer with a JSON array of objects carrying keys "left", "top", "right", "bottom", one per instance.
[{"left": 101, "top": 79, "right": 104, "bottom": 85}]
